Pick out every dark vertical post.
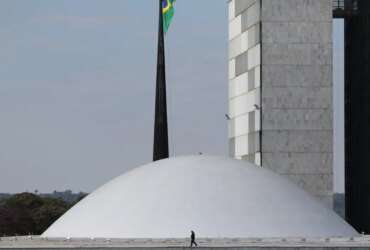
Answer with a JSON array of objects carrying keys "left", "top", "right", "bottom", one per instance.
[
  {"left": 344, "top": 0, "right": 370, "bottom": 233},
  {"left": 153, "top": 0, "right": 169, "bottom": 161}
]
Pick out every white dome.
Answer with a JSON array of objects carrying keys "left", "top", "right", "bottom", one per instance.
[{"left": 43, "top": 156, "right": 357, "bottom": 238}]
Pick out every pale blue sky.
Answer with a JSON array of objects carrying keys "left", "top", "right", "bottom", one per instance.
[
  {"left": 333, "top": 19, "right": 344, "bottom": 193},
  {"left": 0, "top": 0, "right": 228, "bottom": 193},
  {"left": 0, "top": 1, "right": 344, "bottom": 193}
]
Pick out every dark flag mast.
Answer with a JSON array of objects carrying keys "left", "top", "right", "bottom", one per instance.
[{"left": 153, "top": 0, "right": 169, "bottom": 161}]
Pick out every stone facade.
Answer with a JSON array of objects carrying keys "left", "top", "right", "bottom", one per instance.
[
  {"left": 229, "top": 0, "right": 262, "bottom": 165},
  {"left": 228, "top": 0, "right": 333, "bottom": 207}
]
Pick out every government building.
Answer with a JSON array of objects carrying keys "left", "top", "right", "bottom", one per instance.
[{"left": 1, "top": 1, "right": 370, "bottom": 249}]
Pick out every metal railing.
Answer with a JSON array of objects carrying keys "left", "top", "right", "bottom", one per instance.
[
  {"left": 333, "top": 0, "right": 359, "bottom": 18},
  {"left": 333, "top": 0, "right": 345, "bottom": 11}
]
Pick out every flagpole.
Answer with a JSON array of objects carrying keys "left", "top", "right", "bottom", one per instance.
[{"left": 153, "top": 0, "right": 169, "bottom": 161}]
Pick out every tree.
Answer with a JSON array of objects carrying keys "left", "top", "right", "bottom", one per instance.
[
  {"left": 0, "top": 204, "right": 35, "bottom": 236},
  {"left": 0, "top": 193, "right": 71, "bottom": 236}
]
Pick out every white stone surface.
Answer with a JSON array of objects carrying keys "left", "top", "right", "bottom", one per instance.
[
  {"left": 229, "top": 32, "right": 249, "bottom": 60},
  {"left": 229, "top": 15, "right": 241, "bottom": 40},
  {"left": 233, "top": 114, "right": 249, "bottom": 138},
  {"left": 229, "top": 72, "right": 249, "bottom": 99},
  {"left": 235, "top": 135, "right": 249, "bottom": 156},
  {"left": 228, "top": 0, "right": 235, "bottom": 21},
  {"left": 229, "top": 88, "right": 260, "bottom": 118},
  {"left": 248, "top": 44, "right": 261, "bottom": 70},
  {"left": 228, "top": 0, "right": 262, "bottom": 163},
  {"left": 43, "top": 156, "right": 357, "bottom": 239}
]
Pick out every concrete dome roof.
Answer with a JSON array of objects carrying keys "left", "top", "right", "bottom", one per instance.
[{"left": 42, "top": 156, "right": 357, "bottom": 238}]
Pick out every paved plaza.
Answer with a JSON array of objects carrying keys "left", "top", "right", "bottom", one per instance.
[{"left": 1, "top": 236, "right": 370, "bottom": 249}]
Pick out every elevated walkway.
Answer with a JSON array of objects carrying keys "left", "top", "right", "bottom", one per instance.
[{"left": 333, "top": 0, "right": 358, "bottom": 18}]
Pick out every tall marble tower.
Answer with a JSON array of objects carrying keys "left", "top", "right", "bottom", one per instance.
[{"left": 228, "top": 0, "right": 333, "bottom": 207}]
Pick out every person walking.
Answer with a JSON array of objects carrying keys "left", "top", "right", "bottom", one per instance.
[{"left": 190, "top": 230, "right": 198, "bottom": 247}]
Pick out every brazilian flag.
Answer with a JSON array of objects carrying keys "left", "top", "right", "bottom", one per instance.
[{"left": 162, "top": 0, "right": 175, "bottom": 33}]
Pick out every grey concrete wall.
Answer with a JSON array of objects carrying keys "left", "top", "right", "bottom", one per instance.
[{"left": 260, "top": 0, "right": 333, "bottom": 207}]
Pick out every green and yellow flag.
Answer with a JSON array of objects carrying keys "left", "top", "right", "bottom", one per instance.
[{"left": 162, "top": 0, "right": 175, "bottom": 33}]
